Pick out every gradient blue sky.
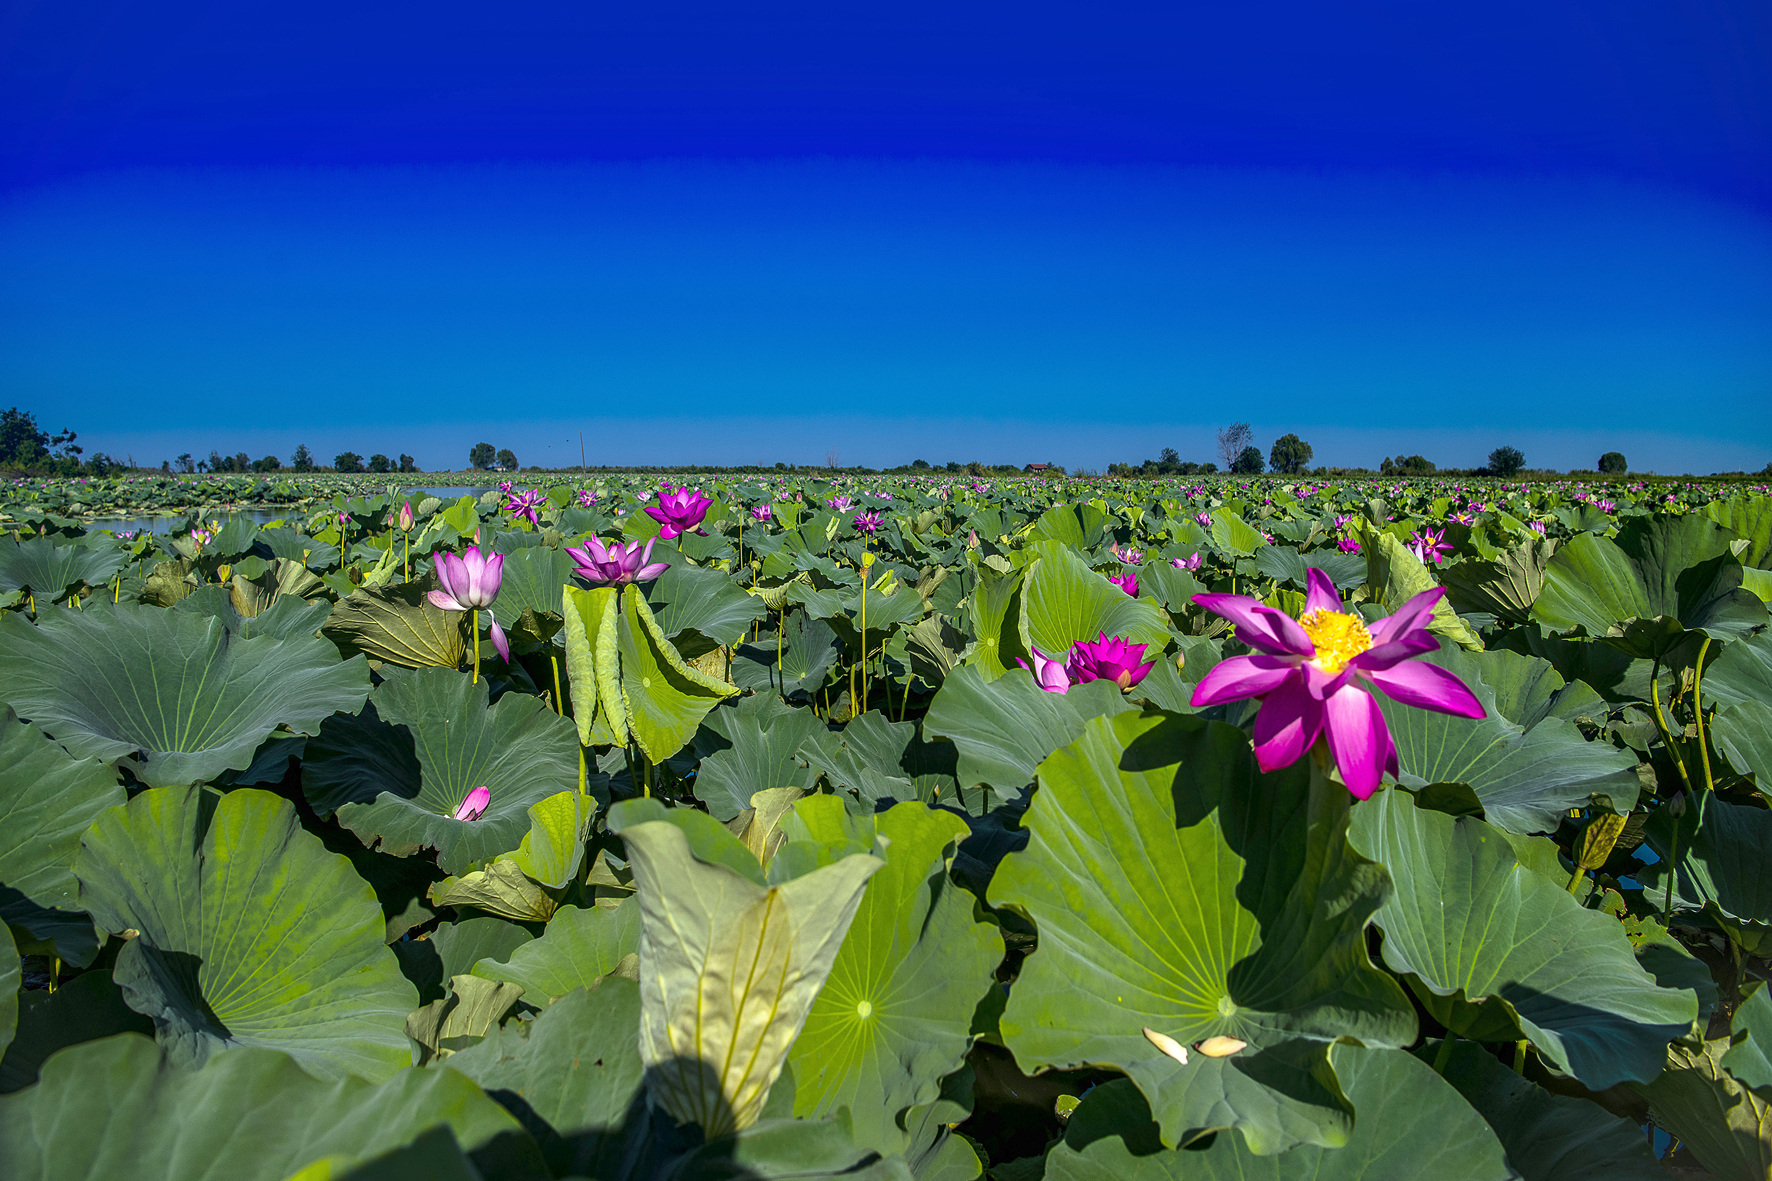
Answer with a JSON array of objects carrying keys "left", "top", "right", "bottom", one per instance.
[{"left": 2, "top": 1, "right": 1769, "bottom": 473}]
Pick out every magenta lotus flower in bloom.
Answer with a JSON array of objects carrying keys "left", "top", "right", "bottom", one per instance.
[
  {"left": 1407, "top": 527, "right": 1453, "bottom": 566},
  {"left": 1109, "top": 571, "right": 1139, "bottom": 596},
  {"left": 428, "top": 546, "right": 511, "bottom": 662},
  {"left": 646, "top": 485, "right": 713, "bottom": 538},
  {"left": 751, "top": 504, "right": 772, "bottom": 521},
  {"left": 453, "top": 786, "right": 490, "bottom": 821},
  {"left": 1067, "top": 633, "right": 1156, "bottom": 690},
  {"left": 1195, "top": 512, "right": 1212, "bottom": 527},
  {"left": 498, "top": 481, "right": 514, "bottom": 492},
  {"left": 1189, "top": 568, "right": 1485, "bottom": 798},
  {"left": 1016, "top": 646, "right": 1071, "bottom": 693},
  {"left": 505, "top": 488, "right": 545, "bottom": 526},
  {"left": 1337, "top": 537, "right": 1362, "bottom": 554},
  {"left": 1172, "top": 552, "right": 1203, "bottom": 571},
  {"left": 578, "top": 488, "right": 599, "bottom": 507},
  {"left": 854, "top": 511, "right": 882, "bottom": 533},
  {"left": 829, "top": 495, "right": 855, "bottom": 512},
  {"left": 567, "top": 536, "right": 670, "bottom": 586}
]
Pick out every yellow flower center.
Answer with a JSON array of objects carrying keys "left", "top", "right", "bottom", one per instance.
[{"left": 1297, "top": 609, "right": 1372, "bottom": 675}]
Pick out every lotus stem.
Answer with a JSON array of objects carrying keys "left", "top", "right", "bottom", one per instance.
[
  {"left": 48, "top": 956, "right": 59, "bottom": 994},
  {"left": 1649, "top": 659, "right": 1693, "bottom": 797},
  {"left": 1512, "top": 1040, "right": 1527, "bottom": 1074},
  {"left": 1432, "top": 1032, "right": 1457, "bottom": 1074},
  {"left": 1693, "top": 637, "right": 1715, "bottom": 793},
  {"left": 550, "top": 649, "right": 563, "bottom": 716},
  {"left": 901, "top": 673, "right": 912, "bottom": 722},
  {"left": 1663, "top": 804, "right": 1681, "bottom": 923},
  {"left": 472, "top": 608, "right": 480, "bottom": 684}
]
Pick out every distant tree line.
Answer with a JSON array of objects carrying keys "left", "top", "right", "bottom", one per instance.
[{"left": 163, "top": 444, "right": 419, "bottom": 474}]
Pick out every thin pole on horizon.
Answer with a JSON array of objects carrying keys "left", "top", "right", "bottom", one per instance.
[{"left": 580, "top": 431, "right": 586, "bottom": 479}]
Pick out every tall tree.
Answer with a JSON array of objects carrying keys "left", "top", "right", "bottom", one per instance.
[
  {"left": 1230, "top": 444, "right": 1265, "bottom": 474},
  {"left": 1215, "top": 422, "right": 1253, "bottom": 470},
  {"left": 399, "top": 454, "right": 419, "bottom": 472},
  {"left": 334, "top": 451, "right": 365, "bottom": 473},
  {"left": 1487, "top": 446, "right": 1525, "bottom": 476},
  {"left": 496, "top": 448, "right": 518, "bottom": 470},
  {"left": 1598, "top": 451, "right": 1628, "bottom": 474},
  {"left": 1268, "top": 433, "right": 1313, "bottom": 474},
  {"left": 368, "top": 454, "right": 392, "bottom": 473},
  {"left": 469, "top": 442, "right": 496, "bottom": 470}
]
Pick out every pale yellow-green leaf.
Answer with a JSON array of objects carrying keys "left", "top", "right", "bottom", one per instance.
[
  {"left": 1366, "top": 531, "right": 1483, "bottom": 650},
  {"left": 618, "top": 588, "right": 738, "bottom": 763},
  {"left": 562, "top": 585, "right": 623, "bottom": 746}
]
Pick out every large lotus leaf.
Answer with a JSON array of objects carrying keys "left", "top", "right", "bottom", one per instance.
[
  {"left": 1722, "top": 981, "right": 1772, "bottom": 1090},
  {"left": 1703, "top": 628, "right": 1772, "bottom": 710},
  {"left": 322, "top": 581, "right": 469, "bottom": 669},
  {"left": 0, "top": 707, "right": 122, "bottom": 963},
  {"left": 1713, "top": 699, "right": 1772, "bottom": 793},
  {"left": 1424, "top": 1036, "right": 1664, "bottom": 1181},
  {"left": 693, "top": 698, "right": 828, "bottom": 820},
  {"left": 1439, "top": 538, "right": 1556, "bottom": 625},
  {"left": 992, "top": 712, "right": 1416, "bottom": 1154},
  {"left": 797, "top": 709, "right": 959, "bottom": 810},
  {"left": 733, "top": 611, "right": 842, "bottom": 698},
  {"left": 924, "top": 664, "right": 1138, "bottom": 810},
  {"left": 1348, "top": 788, "right": 1696, "bottom": 1089},
  {"left": 0, "top": 536, "right": 128, "bottom": 597},
  {"left": 174, "top": 584, "right": 333, "bottom": 642},
  {"left": 73, "top": 786, "right": 418, "bottom": 1081},
  {"left": 1250, "top": 546, "right": 1366, "bottom": 593},
  {"left": 1640, "top": 790, "right": 1772, "bottom": 951},
  {"left": 1365, "top": 531, "right": 1483, "bottom": 649},
  {"left": 1533, "top": 515, "right": 1766, "bottom": 657},
  {"left": 426, "top": 787, "right": 597, "bottom": 922},
  {"left": 309, "top": 665, "right": 581, "bottom": 875},
  {"left": 1043, "top": 1043, "right": 1513, "bottom": 1180},
  {"left": 646, "top": 562, "right": 768, "bottom": 648},
  {"left": 0, "top": 969, "right": 153, "bottom": 1093},
  {"left": 492, "top": 543, "right": 575, "bottom": 634},
  {"left": 446, "top": 979, "right": 645, "bottom": 1178},
  {"left": 0, "top": 1033, "right": 521, "bottom": 1181},
  {"left": 1021, "top": 541, "right": 1169, "bottom": 658},
  {"left": 1632, "top": 1035, "right": 1772, "bottom": 1181},
  {"left": 610, "top": 803, "right": 884, "bottom": 1137},
  {"left": 0, "top": 605, "right": 370, "bottom": 786},
  {"left": 1029, "top": 501, "right": 1110, "bottom": 550},
  {"left": 619, "top": 587, "right": 739, "bottom": 762},
  {"left": 473, "top": 898, "right": 641, "bottom": 1002},
  {"left": 1208, "top": 508, "right": 1264, "bottom": 557},
  {"left": 258, "top": 526, "right": 340, "bottom": 570},
  {"left": 1374, "top": 644, "right": 1640, "bottom": 833},
  {"left": 786, "top": 800, "right": 1003, "bottom": 1154},
  {"left": 1707, "top": 496, "right": 1772, "bottom": 574},
  {"left": 965, "top": 560, "right": 1031, "bottom": 679}
]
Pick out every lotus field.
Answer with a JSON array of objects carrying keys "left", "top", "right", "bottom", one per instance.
[{"left": 4, "top": 471, "right": 1772, "bottom": 1180}]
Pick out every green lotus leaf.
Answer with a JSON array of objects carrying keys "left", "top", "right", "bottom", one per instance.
[
  {"left": 1251, "top": 545, "right": 1365, "bottom": 592},
  {"left": 0, "top": 706, "right": 122, "bottom": 966},
  {"left": 693, "top": 696, "right": 829, "bottom": 820},
  {"left": 1375, "top": 644, "right": 1640, "bottom": 833},
  {"left": 645, "top": 562, "right": 767, "bottom": 649},
  {"left": 74, "top": 786, "right": 418, "bottom": 1081},
  {"left": 328, "top": 1125, "right": 485, "bottom": 1181},
  {"left": 1029, "top": 501, "right": 1111, "bottom": 550},
  {"left": 1349, "top": 787, "right": 1696, "bottom": 1089},
  {"left": 965, "top": 560, "right": 1030, "bottom": 678},
  {"left": 472, "top": 898, "right": 641, "bottom": 1003},
  {"left": 796, "top": 709, "right": 958, "bottom": 810},
  {"left": 993, "top": 712, "right": 1415, "bottom": 1153},
  {"left": 896, "top": 1066, "right": 983, "bottom": 1181},
  {"left": 307, "top": 665, "right": 582, "bottom": 875},
  {"left": 786, "top": 799, "right": 1003, "bottom": 1154},
  {"left": 923, "top": 664, "right": 1136, "bottom": 808},
  {"left": 0, "top": 1033, "right": 522, "bottom": 1181},
  {"left": 1533, "top": 515, "right": 1766, "bottom": 658},
  {"left": 1208, "top": 508, "right": 1264, "bottom": 557},
  {"left": 0, "top": 969, "right": 153, "bottom": 1094},
  {"left": 619, "top": 587, "right": 740, "bottom": 763},
  {"left": 492, "top": 542, "right": 575, "bottom": 631},
  {"left": 1365, "top": 531, "right": 1483, "bottom": 649},
  {"left": 322, "top": 581, "right": 468, "bottom": 670},
  {"left": 0, "top": 604, "right": 370, "bottom": 786},
  {"left": 1713, "top": 699, "right": 1772, "bottom": 791},
  {"left": 1043, "top": 1044, "right": 1513, "bottom": 1181},
  {"left": 563, "top": 584, "right": 624, "bottom": 745},
  {"left": 1423, "top": 1036, "right": 1664, "bottom": 1181},
  {"left": 1703, "top": 628, "right": 1772, "bottom": 711},
  {"left": 734, "top": 610, "right": 843, "bottom": 698},
  {"left": 0, "top": 536, "right": 128, "bottom": 598},
  {"left": 446, "top": 979, "right": 646, "bottom": 1178},
  {"left": 1441, "top": 538, "right": 1556, "bottom": 624},
  {"left": 1020, "top": 541, "right": 1169, "bottom": 658},
  {"left": 1707, "top": 495, "right": 1772, "bottom": 577},
  {"left": 404, "top": 974, "right": 524, "bottom": 1063},
  {"left": 899, "top": 612, "right": 969, "bottom": 688},
  {"left": 1640, "top": 790, "right": 1772, "bottom": 951},
  {"left": 1632, "top": 1035, "right": 1772, "bottom": 1181},
  {"left": 611, "top": 802, "right": 884, "bottom": 1137},
  {"left": 1722, "top": 981, "right": 1772, "bottom": 1092}
]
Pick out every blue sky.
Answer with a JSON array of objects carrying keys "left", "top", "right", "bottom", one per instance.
[{"left": 2, "top": 1, "right": 1769, "bottom": 473}]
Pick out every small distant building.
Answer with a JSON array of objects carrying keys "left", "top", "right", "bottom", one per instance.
[{"left": 1024, "top": 463, "right": 1052, "bottom": 473}]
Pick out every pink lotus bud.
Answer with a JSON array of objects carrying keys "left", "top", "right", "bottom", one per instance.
[
  {"left": 398, "top": 501, "right": 414, "bottom": 531},
  {"left": 453, "top": 786, "right": 491, "bottom": 821}
]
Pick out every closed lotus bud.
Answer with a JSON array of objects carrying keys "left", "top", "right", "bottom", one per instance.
[
  {"left": 398, "top": 500, "right": 414, "bottom": 531},
  {"left": 452, "top": 786, "right": 491, "bottom": 822},
  {"left": 1669, "top": 791, "right": 1687, "bottom": 819}
]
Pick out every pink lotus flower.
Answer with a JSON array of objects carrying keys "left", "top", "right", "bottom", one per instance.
[
  {"left": 498, "top": 481, "right": 514, "bottom": 492},
  {"left": 646, "top": 485, "right": 712, "bottom": 539},
  {"left": 1015, "top": 647, "right": 1071, "bottom": 693},
  {"left": 428, "top": 546, "right": 510, "bottom": 662},
  {"left": 854, "top": 511, "right": 882, "bottom": 533},
  {"left": 1336, "top": 538, "right": 1362, "bottom": 554},
  {"left": 1172, "top": 552, "right": 1203, "bottom": 571},
  {"left": 1189, "top": 568, "right": 1484, "bottom": 798},
  {"left": 1109, "top": 571, "right": 1139, "bottom": 596},
  {"left": 829, "top": 495, "right": 855, "bottom": 512},
  {"left": 453, "top": 786, "right": 490, "bottom": 821},
  {"left": 1110, "top": 544, "right": 1142, "bottom": 564},
  {"left": 751, "top": 504, "right": 772, "bottom": 521},
  {"left": 577, "top": 488, "right": 599, "bottom": 507},
  {"left": 1196, "top": 512, "right": 1212, "bottom": 527},
  {"left": 505, "top": 488, "right": 545, "bottom": 526},
  {"left": 397, "top": 501, "right": 415, "bottom": 532},
  {"left": 1067, "top": 633, "right": 1155, "bottom": 690},
  {"left": 567, "top": 536, "right": 670, "bottom": 587},
  {"left": 1407, "top": 527, "right": 1452, "bottom": 566}
]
